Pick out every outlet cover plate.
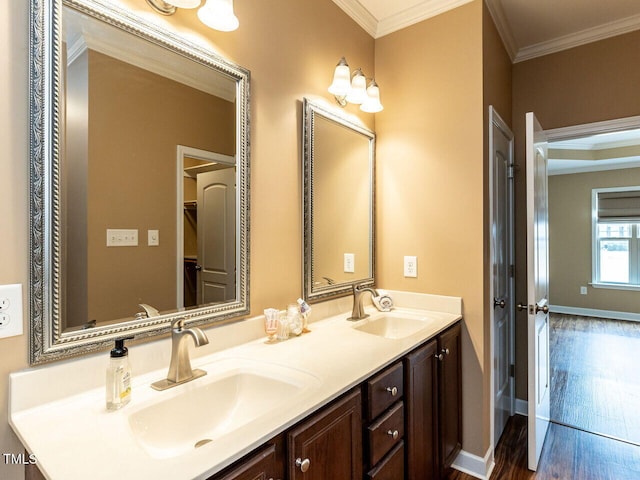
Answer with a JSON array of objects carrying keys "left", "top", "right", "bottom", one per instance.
[{"left": 0, "top": 284, "right": 23, "bottom": 338}]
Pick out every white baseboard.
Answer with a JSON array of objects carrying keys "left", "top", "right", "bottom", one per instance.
[
  {"left": 515, "top": 398, "right": 528, "bottom": 416},
  {"left": 451, "top": 447, "right": 495, "bottom": 480},
  {"left": 550, "top": 305, "right": 640, "bottom": 322}
]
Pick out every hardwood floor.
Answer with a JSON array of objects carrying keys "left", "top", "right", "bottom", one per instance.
[
  {"left": 447, "top": 415, "right": 640, "bottom": 480},
  {"left": 550, "top": 314, "right": 640, "bottom": 445},
  {"left": 448, "top": 314, "right": 640, "bottom": 479}
]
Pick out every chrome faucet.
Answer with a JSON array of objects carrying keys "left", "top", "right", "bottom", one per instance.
[
  {"left": 348, "top": 283, "right": 379, "bottom": 321},
  {"left": 151, "top": 318, "right": 209, "bottom": 391}
]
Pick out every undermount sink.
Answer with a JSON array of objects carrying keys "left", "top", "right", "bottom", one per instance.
[
  {"left": 128, "top": 358, "right": 319, "bottom": 459},
  {"left": 353, "top": 311, "right": 437, "bottom": 339}
]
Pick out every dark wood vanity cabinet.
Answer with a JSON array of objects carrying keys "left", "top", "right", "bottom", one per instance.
[
  {"left": 287, "top": 389, "right": 362, "bottom": 480},
  {"left": 214, "top": 442, "right": 283, "bottom": 480},
  {"left": 438, "top": 322, "right": 462, "bottom": 475},
  {"left": 364, "top": 362, "right": 405, "bottom": 479},
  {"left": 404, "top": 322, "right": 462, "bottom": 480}
]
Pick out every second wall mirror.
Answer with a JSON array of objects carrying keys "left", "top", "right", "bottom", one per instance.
[{"left": 302, "top": 98, "right": 375, "bottom": 302}]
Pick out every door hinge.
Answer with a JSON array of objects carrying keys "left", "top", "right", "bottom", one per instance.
[
  {"left": 509, "top": 264, "right": 515, "bottom": 278},
  {"left": 509, "top": 364, "right": 515, "bottom": 378},
  {"left": 507, "top": 165, "right": 515, "bottom": 179}
]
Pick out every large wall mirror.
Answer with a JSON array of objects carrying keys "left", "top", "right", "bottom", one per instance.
[
  {"left": 302, "top": 98, "right": 375, "bottom": 302},
  {"left": 29, "top": 0, "right": 250, "bottom": 364}
]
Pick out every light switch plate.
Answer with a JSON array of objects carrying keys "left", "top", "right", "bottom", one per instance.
[
  {"left": 344, "top": 253, "right": 355, "bottom": 273},
  {"left": 106, "top": 229, "right": 138, "bottom": 247},
  {"left": 148, "top": 229, "right": 159, "bottom": 246},
  {"left": 0, "top": 284, "right": 23, "bottom": 339}
]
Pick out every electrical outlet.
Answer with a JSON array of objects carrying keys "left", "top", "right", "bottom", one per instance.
[
  {"left": 106, "top": 229, "right": 138, "bottom": 247},
  {"left": 344, "top": 253, "right": 355, "bottom": 273},
  {"left": 404, "top": 256, "right": 417, "bottom": 278},
  {"left": 0, "top": 284, "right": 23, "bottom": 339},
  {"left": 148, "top": 229, "right": 159, "bottom": 246},
  {"left": 580, "top": 286, "right": 588, "bottom": 295}
]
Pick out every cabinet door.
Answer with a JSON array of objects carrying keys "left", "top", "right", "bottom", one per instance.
[
  {"left": 404, "top": 339, "right": 438, "bottom": 480},
  {"left": 214, "top": 443, "right": 280, "bottom": 480},
  {"left": 438, "top": 322, "right": 462, "bottom": 473},
  {"left": 288, "top": 389, "right": 362, "bottom": 480}
]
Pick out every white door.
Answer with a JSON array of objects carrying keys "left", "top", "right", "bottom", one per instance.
[
  {"left": 197, "top": 168, "right": 236, "bottom": 304},
  {"left": 525, "top": 112, "right": 551, "bottom": 471},
  {"left": 490, "top": 107, "right": 515, "bottom": 445}
]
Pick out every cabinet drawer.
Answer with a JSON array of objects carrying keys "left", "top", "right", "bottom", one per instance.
[
  {"left": 367, "top": 441, "right": 404, "bottom": 480},
  {"left": 367, "top": 401, "right": 404, "bottom": 466},
  {"left": 367, "top": 362, "right": 403, "bottom": 419}
]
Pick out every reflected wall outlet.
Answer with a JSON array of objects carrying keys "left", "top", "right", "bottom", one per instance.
[
  {"left": 404, "top": 256, "right": 417, "bottom": 278},
  {"left": 0, "top": 284, "right": 23, "bottom": 339},
  {"left": 580, "top": 286, "right": 588, "bottom": 295},
  {"left": 106, "top": 229, "right": 138, "bottom": 247},
  {"left": 344, "top": 253, "right": 355, "bottom": 273}
]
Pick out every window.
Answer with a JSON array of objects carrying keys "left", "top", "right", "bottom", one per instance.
[{"left": 593, "top": 188, "right": 640, "bottom": 288}]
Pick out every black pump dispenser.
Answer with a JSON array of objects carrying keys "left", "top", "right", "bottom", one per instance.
[{"left": 110, "top": 337, "right": 132, "bottom": 358}]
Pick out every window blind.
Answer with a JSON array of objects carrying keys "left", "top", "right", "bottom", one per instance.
[{"left": 598, "top": 189, "right": 640, "bottom": 222}]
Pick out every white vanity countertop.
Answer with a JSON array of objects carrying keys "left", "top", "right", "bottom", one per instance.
[{"left": 9, "top": 290, "right": 461, "bottom": 480}]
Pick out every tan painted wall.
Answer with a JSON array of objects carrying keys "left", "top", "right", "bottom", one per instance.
[
  {"left": 549, "top": 168, "right": 640, "bottom": 311},
  {"left": 86, "top": 50, "right": 234, "bottom": 323},
  {"left": 376, "top": 0, "right": 488, "bottom": 457},
  {"left": 0, "top": 0, "right": 374, "bottom": 478},
  {"left": 512, "top": 30, "right": 640, "bottom": 399}
]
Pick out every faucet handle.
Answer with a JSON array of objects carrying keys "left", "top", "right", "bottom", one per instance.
[{"left": 171, "top": 318, "right": 186, "bottom": 330}]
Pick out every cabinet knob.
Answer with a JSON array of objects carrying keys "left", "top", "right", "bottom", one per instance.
[
  {"left": 386, "top": 386, "right": 398, "bottom": 396},
  {"left": 436, "top": 353, "right": 444, "bottom": 361},
  {"left": 387, "top": 429, "right": 399, "bottom": 440},
  {"left": 296, "top": 457, "right": 311, "bottom": 472},
  {"left": 442, "top": 348, "right": 450, "bottom": 356}
]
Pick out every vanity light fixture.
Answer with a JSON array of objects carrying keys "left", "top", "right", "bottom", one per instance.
[
  {"left": 146, "top": 0, "right": 239, "bottom": 32},
  {"left": 328, "top": 57, "right": 383, "bottom": 113}
]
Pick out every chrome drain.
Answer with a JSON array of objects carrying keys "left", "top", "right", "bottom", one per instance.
[{"left": 194, "top": 439, "right": 213, "bottom": 448}]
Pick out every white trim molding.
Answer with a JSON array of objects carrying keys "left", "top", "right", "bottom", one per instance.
[
  {"left": 451, "top": 447, "right": 495, "bottom": 480},
  {"left": 514, "top": 12, "right": 640, "bottom": 63},
  {"left": 332, "top": 0, "right": 474, "bottom": 38},
  {"left": 551, "top": 305, "right": 640, "bottom": 323},
  {"left": 515, "top": 398, "right": 528, "bottom": 416}
]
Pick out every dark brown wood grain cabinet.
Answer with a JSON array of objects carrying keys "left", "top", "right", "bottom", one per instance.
[
  {"left": 404, "top": 339, "right": 438, "bottom": 480},
  {"left": 364, "top": 362, "right": 405, "bottom": 479},
  {"left": 438, "top": 322, "right": 462, "bottom": 476},
  {"left": 287, "top": 389, "right": 362, "bottom": 480},
  {"left": 404, "top": 322, "right": 462, "bottom": 480},
  {"left": 213, "top": 443, "right": 282, "bottom": 480}
]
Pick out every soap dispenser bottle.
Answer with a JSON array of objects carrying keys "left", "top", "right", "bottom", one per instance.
[{"left": 106, "top": 337, "right": 133, "bottom": 411}]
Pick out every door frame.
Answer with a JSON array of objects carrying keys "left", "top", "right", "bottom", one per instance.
[
  {"left": 176, "top": 145, "right": 235, "bottom": 308},
  {"left": 488, "top": 106, "right": 516, "bottom": 456}
]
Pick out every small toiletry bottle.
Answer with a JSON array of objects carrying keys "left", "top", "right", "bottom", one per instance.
[
  {"left": 287, "top": 303, "right": 303, "bottom": 336},
  {"left": 297, "top": 298, "right": 311, "bottom": 332},
  {"left": 106, "top": 337, "right": 133, "bottom": 411}
]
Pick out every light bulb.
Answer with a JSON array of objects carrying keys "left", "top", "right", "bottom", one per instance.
[{"left": 198, "top": 0, "right": 239, "bottom": 31}]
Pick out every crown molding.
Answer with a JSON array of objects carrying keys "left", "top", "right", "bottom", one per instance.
[
  {"left": 375, "top": 0, "right": 474, "bottom": 38},
  {"left": 333, "top": 0, "right": 474, "bottom": 39},
  {"left": 331, "top": 0, "right": 378, "bottom": 37},
  {"left": 484, "top": 0, "right": 517, "bottom": 61},
  {"left": 514, "top": 11, "right": 640, "bottom": 63}
]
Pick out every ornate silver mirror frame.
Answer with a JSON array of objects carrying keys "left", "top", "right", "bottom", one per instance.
[
  {"left": 302, "top": 98, "right": 375, "bottom": 302},
  {"left": 29, "top": 0, "right": 250, "bottom": 364}
]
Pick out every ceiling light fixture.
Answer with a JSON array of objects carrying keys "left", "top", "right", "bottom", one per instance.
[
  {"left": 146, "top": 0, "right": 239, "bottom": 32},
  {"left": 328, "top": 57, "right": 383, "bottom": 113}
]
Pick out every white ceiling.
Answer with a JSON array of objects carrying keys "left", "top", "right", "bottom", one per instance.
[{"left": 332, "top": 0, "right": 640, "bottom": 62}]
